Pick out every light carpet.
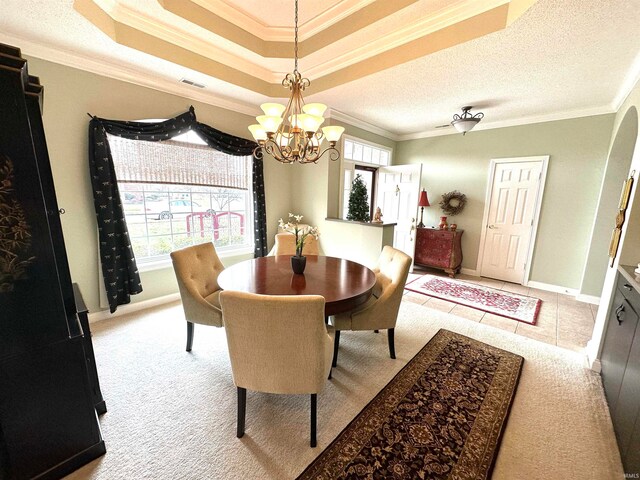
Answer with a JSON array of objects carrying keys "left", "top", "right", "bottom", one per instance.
[{"left": 65, "top": 300, "right": 623, "bottom": 480}]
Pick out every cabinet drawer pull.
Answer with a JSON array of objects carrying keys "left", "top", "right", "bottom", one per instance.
[
  {"left": 615, "top": 304, "right": 625, "bottom": 325},
  {"left": 623, "top": 283, "right": 633, "bottom": 291}
]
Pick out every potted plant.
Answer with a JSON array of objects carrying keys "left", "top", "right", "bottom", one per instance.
[{"left": 278, "top": 213, "right": 319, "bottom": 274}]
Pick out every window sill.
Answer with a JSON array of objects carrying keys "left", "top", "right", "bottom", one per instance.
[{"left": 137, "top": 245, "right": 254, "bottom": 273}]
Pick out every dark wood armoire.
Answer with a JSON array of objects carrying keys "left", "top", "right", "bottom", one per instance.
[{"left": 0, "top": 44, "right": 106, "bottom": 479}]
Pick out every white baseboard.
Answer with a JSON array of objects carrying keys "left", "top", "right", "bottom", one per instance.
[
  {"left": 460, "top": 268, "right": 479, "bottom": 277},
  {"left": 575, "top": 294, "right": 601, "bottom": 305},
  {"left": 589, "top": 357, "right": 602, "bottom": 373},
  {"left": 526, "top": 280, "right": 579, "bottom": 296},
  {"left": 88, "top": 292, "right": 180, "bottom": 323}
]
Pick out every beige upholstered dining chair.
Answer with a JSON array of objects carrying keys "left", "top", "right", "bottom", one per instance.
[
  {"left": 269, "top": 232, "right": 320, "bottom": 256},
  {"left": 219, "top": 291, "right": 334, "bottom": 447},
  {"left": 330, "top": 246, "right": 412, "bottom": 367},
  {"left": 170, "top": 242, "right": 225, "bottom": 352}
]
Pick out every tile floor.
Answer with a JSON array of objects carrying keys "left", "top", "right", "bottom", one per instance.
[{"left": 403, "top": 268, "right": 597, "bottom": 353}]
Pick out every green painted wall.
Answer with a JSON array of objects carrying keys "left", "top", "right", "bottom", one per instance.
[
  {"left": 286, "top": 120, "right": 397, "bottom": 267},
  {"left": 395, "top": 115, "right": 614, "bottom": 289},
  {"left": 25, "top": 52, "right": 620, "bottom": 311},
  {"left": 26, "top": 56, "right": 291, "bottom": 313},
  {"left": 581, "top": 108, "right": 638, "bottom": 296}
]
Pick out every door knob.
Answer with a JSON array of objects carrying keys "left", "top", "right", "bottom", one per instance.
[{"left": 488, "top": 225, "right": 497, "bottom": 229}]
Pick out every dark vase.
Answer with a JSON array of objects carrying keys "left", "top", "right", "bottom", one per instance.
[{"left": 291, "top": 255, "right": 306, "bottom": 274}]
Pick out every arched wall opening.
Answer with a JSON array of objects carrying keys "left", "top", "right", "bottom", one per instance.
[{"left": 580, "top": 107, "right": 638, "bottom": 297}]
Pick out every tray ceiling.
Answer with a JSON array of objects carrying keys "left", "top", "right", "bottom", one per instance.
[
  {"left": 73, "top": 0, "right": 538, "bottom": 96},
  {"left": 0, "top": 0, "right": 638, "bottom": 137}
]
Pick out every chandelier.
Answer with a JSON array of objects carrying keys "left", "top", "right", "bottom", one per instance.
[
  {"left": 451, "top": 106, "right": 484, "bottom": 135},
  {"left": 248, "top": 0, "right": 344, "bottom": 164}
]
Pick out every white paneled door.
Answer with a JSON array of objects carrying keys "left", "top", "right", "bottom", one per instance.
[
  {"left": 480, "top": 158, "right": 547, "bottom": 283},
  {"left": 376, "top": 164, "right": 422, "bottom": 264}
]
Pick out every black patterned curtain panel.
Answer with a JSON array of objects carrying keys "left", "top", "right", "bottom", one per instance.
[{"left": 88, "top": 107, "right": 266, "bottom": 313}]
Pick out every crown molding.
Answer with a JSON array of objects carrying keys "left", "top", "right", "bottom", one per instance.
[
  {"left": 397, "top": 105, "right": 615, "bottom": 141},
  {"left": 299, "top": 0, "right": 377, "bottom": 41},
  {"left": 327, "top": 109, "right": 401, "bottom": 141},
  {"left": 191, "top": 0, "right": 376, "bottom": 42},
  {"left": 305, "top": 0, "right": 510, "bottom": 80},
  {"left": 0, "top": 32, "right": 261, "bottom": 117},
  {"left": 93, "top": 0, "right": 279, "bottom": 83},
  {"left": 612, "top": 51, "right": 640, "bottom": 113}
]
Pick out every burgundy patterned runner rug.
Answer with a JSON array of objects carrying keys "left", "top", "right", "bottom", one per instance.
[
  {"left": 297, "top": 329, "right": 523, "bottom": 480},
  {"left": 405, "top": 275, "right": 542, "bottom": 325}
]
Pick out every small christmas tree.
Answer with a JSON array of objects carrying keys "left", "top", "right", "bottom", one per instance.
[{"left": 347, "top": 174, "right": 370, "bottom": 222}]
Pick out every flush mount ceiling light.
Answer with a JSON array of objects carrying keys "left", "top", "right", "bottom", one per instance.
[
  {"left": 248, "top": 0, "right": 344, "bottom": 164},
  {"left": 451, "top": 106, "right": 484, "bottom": 135}
]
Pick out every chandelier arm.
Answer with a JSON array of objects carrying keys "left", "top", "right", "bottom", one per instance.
[
  {"left": 252, "top": 144, "right": 264, "bottom": 159},
  {"left": 300, "top": 137, "right": 319, "bottom": 162},
  {"left": 312, "top": 145, "right": 340, "bottom": 163},
  {"left": 265, "top": 139, "right": 293, "bottom": 164}
]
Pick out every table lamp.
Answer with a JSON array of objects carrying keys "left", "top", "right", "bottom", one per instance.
[{"left": 417, "top": 189, "right": 430, "bottom": 228}]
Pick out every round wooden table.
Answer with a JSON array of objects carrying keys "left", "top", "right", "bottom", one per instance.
[{"left": 217, "top": 255, "right": 376, "bottom": 316}]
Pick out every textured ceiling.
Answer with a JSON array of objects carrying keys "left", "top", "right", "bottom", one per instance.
[
  {"left": 308, "top": 0, "right": 640, "bottom": 136},
  {"left": 0, "top": 0, "right": 638, "bottom": 138}
]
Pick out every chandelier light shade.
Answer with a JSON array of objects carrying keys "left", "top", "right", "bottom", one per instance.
[
  {"left": 249, "top": 0, "right": 344, "bottom": 164},
  {"left": 417, "top": 188, "right": 430, "bottom": 228},
  {"left": 451, "top": 106, "right": 484, "bottom": 135}
]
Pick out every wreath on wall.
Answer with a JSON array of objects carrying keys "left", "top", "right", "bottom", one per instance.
[{"left": 439, "top": 190, "right": 467, "bottom": 216}]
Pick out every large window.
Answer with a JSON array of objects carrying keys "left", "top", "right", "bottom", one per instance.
[
  {"left": 109, "top": 132, "right": 253, "bottom": 264},
  {"left": 340, "top": 136, "right": 392, "bottom": 219}
]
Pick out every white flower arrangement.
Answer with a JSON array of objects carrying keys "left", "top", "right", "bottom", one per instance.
[{"left": 277, "top": 213, "right": 320, "bottom": 257}]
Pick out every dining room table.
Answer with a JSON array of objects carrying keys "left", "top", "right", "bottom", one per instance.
[{"left": 217, "top": 255, "right": 376, "bottom": 316}]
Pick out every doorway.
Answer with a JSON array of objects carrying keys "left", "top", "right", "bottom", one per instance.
[
  {"left": 478, "top": 156, "right": 549, "bottom": 284},
  {"left": 376, "top": 164, "right": 422, "bottom": 263}
]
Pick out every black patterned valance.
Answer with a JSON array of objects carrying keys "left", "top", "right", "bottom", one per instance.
[{"left": 88, "top": 107, "right": 267, "bottom": 313}]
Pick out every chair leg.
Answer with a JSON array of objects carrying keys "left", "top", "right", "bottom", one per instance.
[
  {"left": 186, "top": 322, "right": 194, "bottom": 351},
  {"left": 332, "top": 331, "right": 340, "bottom": 368},
  {"left": 310, "top": 394, "right": 317, "bottom": 448},
  {"left": 388, "top": 328, "right": 396, "bottom": 359},
  {"left": 237, "top": 387, "right": 246, "bottom": 438}
]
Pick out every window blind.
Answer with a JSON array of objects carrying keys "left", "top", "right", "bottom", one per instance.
[{"left": 108, "top": 135, "right": 250, "bottom": 190}]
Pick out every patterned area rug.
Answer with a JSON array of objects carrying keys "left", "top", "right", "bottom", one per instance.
[
  {"left": 405, "top": 275, "right": 542, "bottom": 325},
  {"left": 297, "top": 329, "right": 523, "bottom": 480}
]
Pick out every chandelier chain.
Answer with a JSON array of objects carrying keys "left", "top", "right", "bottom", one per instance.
[
  {"left": 249, "top": 0, "right": 344, "bottom": 163},
  {"left": 294, "top": 0, "right": 299, "bottom": 73}
]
